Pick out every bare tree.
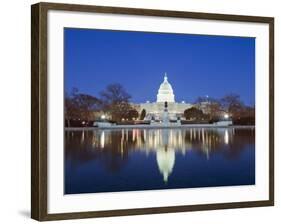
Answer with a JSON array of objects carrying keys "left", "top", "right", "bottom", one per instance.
[
  {"left": 195, "top": 96, "right": 222, "bottom": 120},
  {"left": 100, "top": 83, "right": 131, "bottom": 104},
  {"left": 65, "top": 88, "right": 101, "bottom": 126},
  {"left": 65, "top": 89, "right": 80, "bottom": 127},
  {"left": 208, "top": 101, "right": 222, "bottom": 120},
  {"left": 220, "top": 94, "right": 244, "bottom": 117},
  {"left": 75, "top": 93, "right": 101, "bottom": 121},
  {"left": 100, "top": 83, "right": 132, "bottom": 122}
]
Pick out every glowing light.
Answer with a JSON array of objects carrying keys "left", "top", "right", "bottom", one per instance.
[
  {"left": 224, "top": 114, "right": 229, "bottom": 119},
  {"left": 101, "top": 115, "right": 106, "bottom": 119},
  {"left": 100, "top": 131, "right": 105, "bottom": 148},
  {"left": 224, "top": 130, "right": 229, "bottom": 144},
  {"left": 81, "top": 131, "right": 84, "bottom": 143}
]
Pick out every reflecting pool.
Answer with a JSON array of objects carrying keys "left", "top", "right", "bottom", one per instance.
[{"left": 64, "top": 128, "right": 255, "bottom": 194}]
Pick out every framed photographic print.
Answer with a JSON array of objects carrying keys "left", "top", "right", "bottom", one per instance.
[{"left": 31, "top": 2, "right": 274, "bottom": 221}]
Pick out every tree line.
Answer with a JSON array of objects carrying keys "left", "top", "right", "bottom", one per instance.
[
  {"left": 184, "top": 94, "right": 255, "bottom": 125},
  {"left": 65, "top": 84, "right": 139, "bottom": 126}
]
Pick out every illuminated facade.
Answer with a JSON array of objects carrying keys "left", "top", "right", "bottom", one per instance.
[{"left": 139, "top": 73, "right": 192, "bottom": 121}]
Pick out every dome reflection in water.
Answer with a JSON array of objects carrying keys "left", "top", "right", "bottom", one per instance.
[{"left": 64, "top": 128, "right": 255, "bottom": 194}]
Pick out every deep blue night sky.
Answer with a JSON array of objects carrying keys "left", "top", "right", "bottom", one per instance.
[{"left": 64, "top": 28, "right": 255, "bottom": 105}]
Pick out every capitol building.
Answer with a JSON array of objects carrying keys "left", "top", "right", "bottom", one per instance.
[{"left": 139, "top": 73, "right": 193, "bottom": 122}]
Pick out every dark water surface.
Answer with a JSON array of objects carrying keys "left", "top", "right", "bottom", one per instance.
[{"left": 65, "top": 128, "right": 255, "bottom": 194}]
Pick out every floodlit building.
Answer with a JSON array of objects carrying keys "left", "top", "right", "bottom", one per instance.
[{"left": 139, "top": 73, "right": 192, "bottom": 121}]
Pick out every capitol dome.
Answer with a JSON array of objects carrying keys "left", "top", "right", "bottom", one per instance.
[{"left": 157, "top": 73, "right": 175, "bottom": 103}]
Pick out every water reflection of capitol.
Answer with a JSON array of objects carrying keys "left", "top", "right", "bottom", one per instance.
[{"left": 92, "top": 128, "right": 243, "bottom": 183}]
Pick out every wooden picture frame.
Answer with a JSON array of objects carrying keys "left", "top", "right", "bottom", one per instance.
[{"left": 31, "top": 2, "right": 274, "bottom": 221}]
